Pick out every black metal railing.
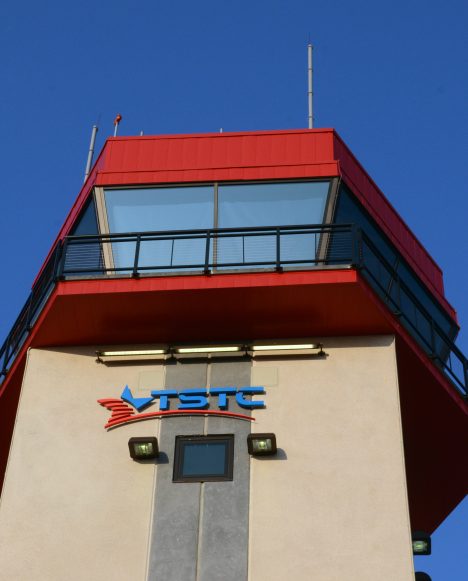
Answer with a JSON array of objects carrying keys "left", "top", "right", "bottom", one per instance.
[
  {"left": 59, "top": 223, "right": 357, "bottom": 276},
  {"left": 0, "top": 224, "right": 466, "bottom": 399},
  {"left": 357, "top": 232, "right": 468, "bottom": 396}
]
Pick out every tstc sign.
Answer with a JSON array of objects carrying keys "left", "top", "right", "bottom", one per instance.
[{"left": 98, "top": 386, "right": 265, "bottom": 430}]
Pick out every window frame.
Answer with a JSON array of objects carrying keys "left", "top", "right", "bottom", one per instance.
[{"left": 172, "top": 434, "right": 235, "bottom": 483}]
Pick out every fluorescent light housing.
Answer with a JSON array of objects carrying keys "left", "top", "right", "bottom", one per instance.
[
  {"left": 176, "top": 346, "right": 241, "bottom": 354},
  {"left": 252, "top": 343, "right": 318, "bottom": 351},
  {"left": 128, "top": 437, "right": 159, "bottom": 460},
  {"left": 250, "top": 342, "right": 323, "bottom": 357},
  {"left": 96, "top": 349, "right": 168, "bottom": 363},
  {"left": 412, "top": 531, "right": 431, "bottom": 555},
  {"left": 247, "top": 433, "right": 277, "bottom": 456},
  {"left": 172, "top": 345, "right": 245, "bottom": 359}
]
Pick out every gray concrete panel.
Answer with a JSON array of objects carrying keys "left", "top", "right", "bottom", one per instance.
[
  {"left": 198, "top": 360, "right": 252, "bottom": 581},
  {"left": 148, "top": 362, "right": 207, "bottom": 581}
]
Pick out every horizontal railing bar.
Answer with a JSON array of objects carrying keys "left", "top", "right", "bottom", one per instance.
[{"left": 65, "top": 223, "right": 354, "bottom": 241}]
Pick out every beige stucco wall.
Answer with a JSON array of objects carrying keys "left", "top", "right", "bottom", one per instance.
[
  {"left": 249, "top": 335, "right": 415, "bottom": 581},
  {"left": 0, "top": 347, "right": 162, "bottom": 581},
  {"left": 0, "top": 336, "right": 414, "bottom": 581}
]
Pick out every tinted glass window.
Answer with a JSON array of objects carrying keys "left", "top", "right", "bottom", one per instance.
[
  {"left": 217, "top": 181, "right": 330, "bottom": 266},
  {"left": 104, "top": 186, "right": 214, "bottom": 269},
  {"left": 218, "top": 181, "right": 330, "bottom": 228},
  {"left": 70, "top": 198, "right": 99, "bottom": 236},
  {"left": 66, "top": 198, "right": 103, "bottom": 274},
  {"left": 173, "top": 435, "right": 234, "bottom": 482},
  {"left": 103, "top": 181, "right": 331, "bottom": 270}
]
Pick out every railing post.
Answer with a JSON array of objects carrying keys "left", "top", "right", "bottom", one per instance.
[
  {"left": 170, "top": 239, "right": 175, "bottom": 267},
  {"left": 133, "top": 235, "right": 141, "bottom": 278},
  {"left": 276, "top": 228, "right": 282, "bottom": 272},
  {"left": 1, "top": 334, "right": 10, "bottom": 377},
  {"left": 204, "top": 231, "right": 211, "bottom": 274},
  {"left": 430, "top": 319, "right": 437, "bottom": 360},
  {"left": 351, "top": 225, "right": 362, "bottom": 268},
  {"left": 25, "top": 296, "right": 34, "bottom": 332},
  {"left": 394, "top": 276, "right": 402, "bottom": 317},
  {"left": 52, "top": 241, "right": 63, "bottom": 280},
  {"left": 463, "top": 359, "right": 468, "bottom": 398},
  {"left": 56, "top": 239, "right": 68, "bottom": 280}
]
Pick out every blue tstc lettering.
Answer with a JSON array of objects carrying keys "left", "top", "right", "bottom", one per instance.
[
  {"left": 178, "top": 389, "right": 208, "bottom": 410},
  {"left": 150, "top": 390, "right": 178, "bottom": 411},
  {"left": 209, "top": 387, "right": 237, "bottom": 409},
  {"left": 236, "top": 387, "right": 265, "bottom": 409}
]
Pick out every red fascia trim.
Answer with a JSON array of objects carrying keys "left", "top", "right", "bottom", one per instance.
[
  {"left": 99, "top": 129, "right": 338, "bottom": 186},
  {"left": 55, "top": 269, "right": 358, "bottom": 297}
]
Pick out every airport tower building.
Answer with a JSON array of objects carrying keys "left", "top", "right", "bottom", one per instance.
[{"left": 0, "top": 129, "right": 466, "bottom": 580}]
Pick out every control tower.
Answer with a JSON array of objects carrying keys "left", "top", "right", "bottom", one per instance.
[{"left": 0, "top": 129, "right": 466, "bottom": 580}]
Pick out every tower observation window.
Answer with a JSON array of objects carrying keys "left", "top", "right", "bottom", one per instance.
[{"left": 102, "top": 180, "right": 331, "bottom": 271}]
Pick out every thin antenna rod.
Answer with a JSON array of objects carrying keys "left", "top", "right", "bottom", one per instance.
[
  {"left": 308, "top": 43, "right": 313, "bottom": 129},
  {"left": 113, "top": 113, "right": 122, "bottom": 137},
  {"left": 84, "top": 125, "right": 98, "bottom": 182}
]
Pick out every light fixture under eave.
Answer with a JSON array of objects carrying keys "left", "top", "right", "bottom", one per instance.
[
  {"left": 96, "top": 349, "right": 169, "bottom": 363},
  {"left": 172, "top": 345, "right": 245, "bottom": 358},
  {"left": 250, "top": 343, "right": 323, "bottom": 357}
]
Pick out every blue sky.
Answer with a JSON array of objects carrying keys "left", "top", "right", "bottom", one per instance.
[{"left": 0, "top": 0, "right": 466, "bottom": 576}]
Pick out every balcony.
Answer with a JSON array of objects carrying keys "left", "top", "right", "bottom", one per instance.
[{"left": 0, "top": 223, "right": 467, "bottom": 400}]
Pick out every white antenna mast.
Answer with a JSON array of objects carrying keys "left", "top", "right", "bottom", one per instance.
[
  {"left": 308, "top": 43, "right": 314, "bottom": 128},
  {"left": 84, "top": 124, "right": 98, "bottom": 182}
]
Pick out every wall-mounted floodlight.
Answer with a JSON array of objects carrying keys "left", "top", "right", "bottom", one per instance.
[
  {"left": 415, "top": 573, "right": 432, "bottom": 581},
  {"left": 128, "top": 437, "right": 159, "bottom": 460},
  {"left": 247, "top": 433, "right": 277, "bottom": 456},
  {"left": 250, "top": 342, "right": 323, "bottom": 357},
  {"left": 412, "top": 531, "right": 431, "bottom": 555},
  {"left": 173, "top": 345, "right": 244, "bottom": 359},
  {"left": 96, "top": 349, "right": 168, "bottom": 363}
]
